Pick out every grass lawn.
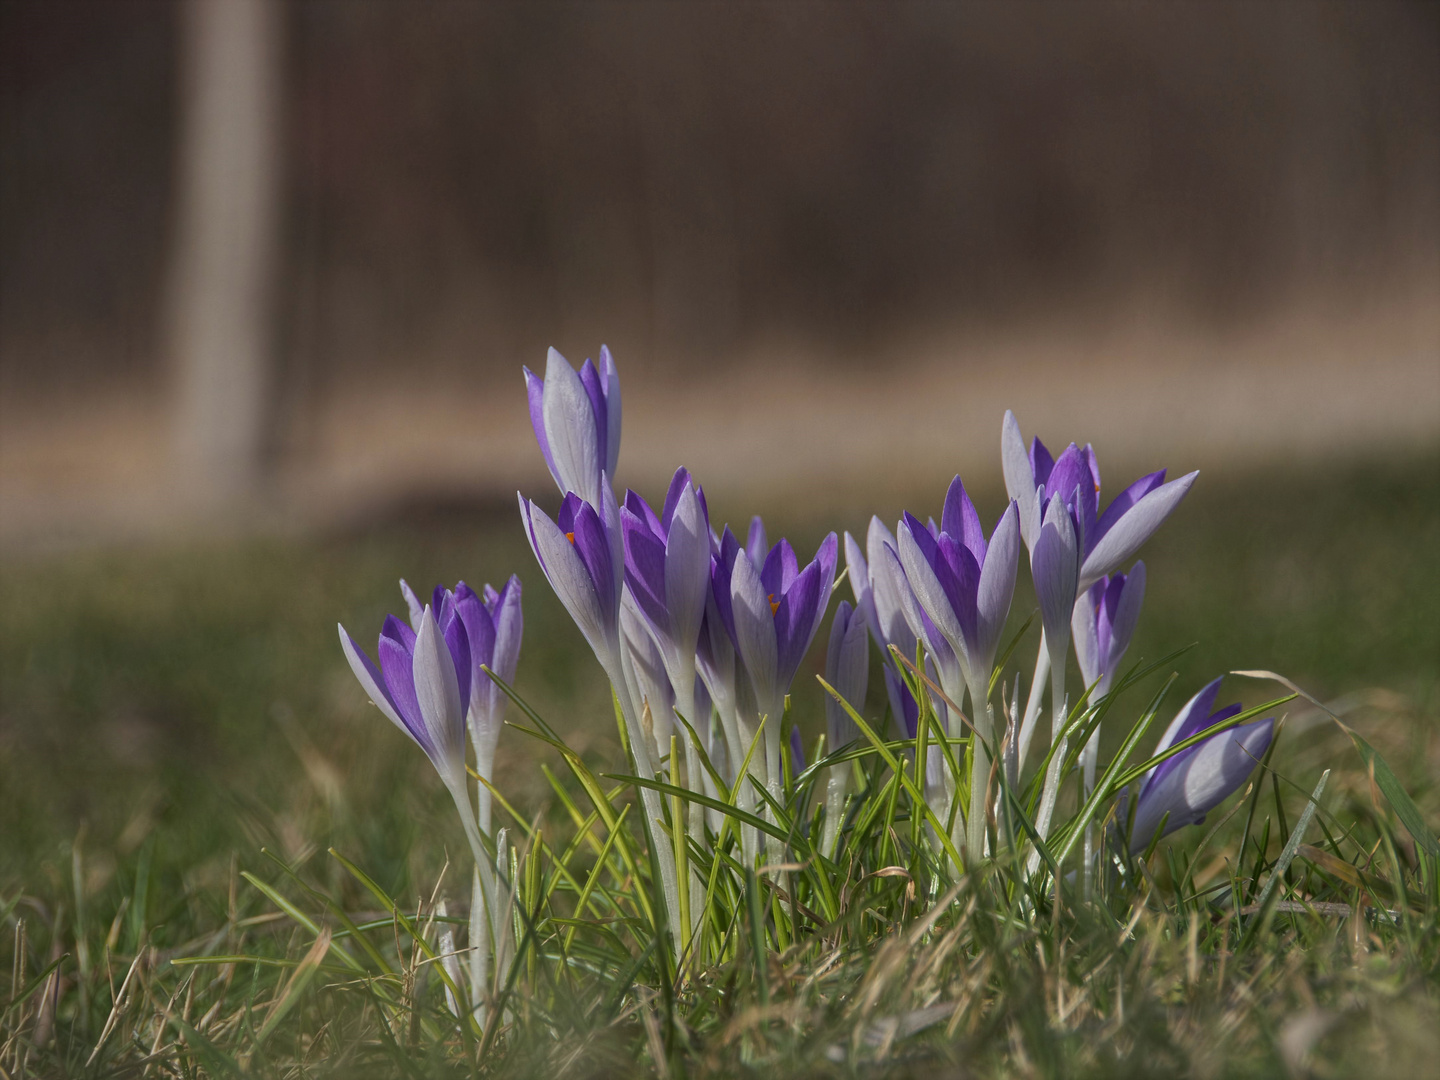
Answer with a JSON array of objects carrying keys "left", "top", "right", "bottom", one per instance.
[{"left": 2, "top": 446, "right": 1437, "bottom": 1077}]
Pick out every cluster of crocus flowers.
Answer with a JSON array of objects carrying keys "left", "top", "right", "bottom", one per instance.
[
  {"left": 1001, "top": 411, "right": 1198, "bottom": 876},
  {"left": 339, "top": 343, "right": 1284, "bottom": 975},
  {"left": 339, "top": 575, "right": 522, "bottom": 1022}
]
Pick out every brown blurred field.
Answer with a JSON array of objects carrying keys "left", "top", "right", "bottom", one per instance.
[{"left": 2, "top": 2, "right": 1436, "bottom": 548}]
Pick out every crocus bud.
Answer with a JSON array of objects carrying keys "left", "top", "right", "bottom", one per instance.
[{"left": 1130, "top": 678, "right": 1274, "bottom": 853}]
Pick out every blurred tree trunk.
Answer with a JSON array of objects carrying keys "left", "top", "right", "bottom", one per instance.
[{"left": 167, "top": 0, "right": 283, "bottom": 503}]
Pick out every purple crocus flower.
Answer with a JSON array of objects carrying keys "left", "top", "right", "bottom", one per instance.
[
  {"left": 622, "top": 469, "right": 720, "bottom": 881},
  {"left": 520, "top": 480, "right": 686, "bottom": 939},
  {"left": 712, "top": 523, "right": 838, "bottom": 814},
  {"left": 1003, "top": 410, "right": 1195, "bottom": 793},
  {"left": 400, "top": 576, "right": 523, "bottom": 807},
  {"left": 846, "top": 520, "right": 955, "bottom": 768},
  {"left": 518, "top": 483, "right": 624, "bottom": 663},
  {"left": 1071, "top": 564, "right": 1145, "bottom": 699},
  {"left": 696, "top": 571, "right": 740, "bottom": 741},
  {"left": 1031, "top": 489, "right": 1082, "bottom": 676},
  {"left": 620, "top": 469, "right": 713, "bottom": 727},
  {"left": 873, "top": 541, "right": 957, "bottom": 803},
  {"left": 846, "top": 518, "right": 918, "bottom": 732},
  {"left": 895, "top": 478, "right": 1019, "bottom": 859},
  {"left": 339, "top": 594, "right": 471, "bottom": 792},
  {"left": 1001, "top": 410, "right": 1196, "bottom": 591},
  {"left": 715, "top": 526, "right": 839, "bottom": 726},
  {"left": 1130, "top": 677, "right": 1274, "bottom": 853},
  {"left": 341, "top": 586, "right": 513, "bottom": 995},
  {"left": 524, "top": 346, "right": 622, "bottom": 509},
  {"left": 895, "top": 477, "right": 1020, "bottom": 709}
]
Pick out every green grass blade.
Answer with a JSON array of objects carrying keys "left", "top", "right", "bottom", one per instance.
[{"left": 1233, "top": 670, "right": 1439, "bottom": 858}]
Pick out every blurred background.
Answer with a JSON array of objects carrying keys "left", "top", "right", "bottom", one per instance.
[
  {"left": 2, "top": 0, "right": 1437, "bottom": 538},
  {"left": 1, "top": 2, "right": 1436, "bottom": 895}
]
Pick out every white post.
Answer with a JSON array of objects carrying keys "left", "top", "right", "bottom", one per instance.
[{"left": 168, "top": 0, "right": 283, "bottom": 503}]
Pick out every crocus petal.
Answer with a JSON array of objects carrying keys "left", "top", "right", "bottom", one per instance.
[
  {"left": 974, "top": 500, "right": 1021, "bottom": 673},
  {"left": 774, "top": 562, "right": 823, "bottom": 684},
  {"left": 625, "top": 489, "right": 665, "bottom": 539},
  {"left": 542, "top": 347, "right": 602, "bottom": 506},
  {"left": 599, "top": 344, "right": 622, "bottom": 479},
  {"left": 399, "top": 579, "right": 425, "bottom": 632},
  {"left": 622, "top": 510, "right": 670, "bottom": 630},
  {"left": 813, "top": 532, "right": 839, "bottom": 597},
  {"left": 1044, "top": 445, "right": 1087, "bottom": 511},
  {"left": 1131, "top": 718, "right": 1273, "bottom": 850},
  {"left": 1031, "top": 494, "right": 1079, "bottom": 657},
  {"left": 1059, "top": 445, "right": 1099, "bottom": 539},
  {"left": 1104, "top": 561, "right": 1145, "bottom": 676},
  {"left": 746, "top": 516, "right": 768, "bottom": 566},
  {"left": 1152, "top": 679, "right": 1224, "bottom": 757},
  {"left": 523, "top": 365, "right": 559, "bottom": 488},
  {"left": 578, "top": 358, "right": 609, "bottom": 470},
  {"left": 788, "top": 725, "right": 806, "bottom": 771},
  {"left": 598, "top": 476, "right": 626, "bottom": 615},
  {"left": 867, "top": 518, "right": 917, "bottom": 657},
  {"left": 441, "top": 605, "right": 472, "bottom": 714},
  {"left": 664, "top": 481, "right": 712, "bottom": 656},
  {"left": 520, "top": 495, "right": 610, "bottom": 653},
  {"left": 695, "top": 583, "right": 736, "bottom": 708},
  {"left": 1002, "top": 410, "right": 1040, "bottom": 551},
  {"left": 412, "top": 605, "right": 466, "bottom": 774},
  {"left": 897, "top": 519, "right": 967, "bottom": 666},
  {"left": 1071, "top": 586, "right": 1103, "bottom": 689},
  {"left": 1030, "top": 436, "right": 1055, "bottom": 488},
  {"left": 1083, "top": 443, "right": 1101, "bottom": 494},
  {"left": 1080, "top": 471, "right": 1197, "bottom": 589},
  {"left": 455, "top": 583, "right": 497, "bottom": 671},
  {"left": 463, "top": 576, "right": 522, "bottom": 747},
  {"left": 761, "top": 538, "right": 801, "bottom": 596},
  {"left": 378, "top": 617, "right": 427, "bottom": 750},
  {"left": 339, "top": 624, "right": 407, "bottom": 734},
  {"left": 564, "top": 496, "right": 618, "bottom": 625},
  {"left": 941, "top": 476, "right": 987, "bottom": 565},
  {"left": 710, "top": 527, "right": 742, "bottom": 645},
  {"left": 844, "top": 529, "right": 876, "bottom": 639},
  {"left": 825, "top": 600, "right": 869, "bottom": 748},
  {"left": 490, "top": 576, "right": 523, "bottom": 686},
  {"left": 1092, "top": 469, "right": 1167, "bottom": 549},
  {"left": 892, "top": 534, "right": 968, "bottom": 700},
  {"left": 660, "top": 467, "right": 690, "bottom": 533},
  {"left": 1143, "top": 678, "right": 1227, "bottom": 798},
  {"left": 731, "top": 550, "right": 780, "bottom": 717},
  {"left": 621, "top": 591, "right": 673, "bottom": 749}
]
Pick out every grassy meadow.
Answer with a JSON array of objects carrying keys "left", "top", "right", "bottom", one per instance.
[{"left": 2, "top": 446, "right": 1437, "bottom": 1077}]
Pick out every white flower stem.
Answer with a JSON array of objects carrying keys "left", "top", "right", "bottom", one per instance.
[
  {"left": 1026, "top": 727, "right": 1068, "bottom": 877},
  {"left": 673, "top": 665, "right": 708, "bottom": 936},
  {"left": 762, "top": 707, "right": 785, "bottom": 866},
  {"left": 1015, "top": 635, "right": 1051, "bottom": 772},
  {"left": 1081, "top": 726, "right": 1100, "bottom": 901},
  {"left": 964, "top": 675, "right": 996, "bottom": 866},
  {"left": 601, "top": 652, "right": 684, "bottom": 955},
  {"left": 821, "top": 764, "right": 850, "bottom": 858}
]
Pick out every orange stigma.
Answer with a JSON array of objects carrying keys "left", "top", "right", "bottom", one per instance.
[
  {"left": 768, "top": 593, "right": 779, "bottom": 615},
  {"left": 565, "top": 531, "right": 576, "bottom": 544}
]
